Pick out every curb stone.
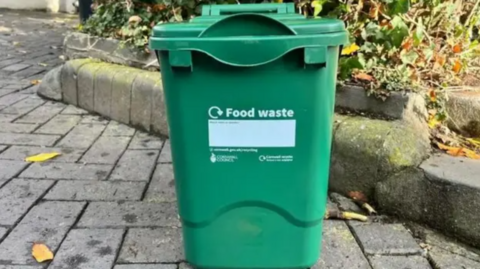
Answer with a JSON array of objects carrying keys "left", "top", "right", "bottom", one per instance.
[
  {"left": 376, "top": 154, "right": 480, "bottom": 248},
  {"left": 37, "top": 65, "right": 63, "bottom": 101}
]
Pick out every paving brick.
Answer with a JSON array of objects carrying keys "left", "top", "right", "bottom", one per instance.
[
  {"left": 313, "top": 221, "right": 370, "bottom": 269},
  {"left": 103, "top": 121, "right": 136, "bottom": 136},
  {"left": 129, "top": 131, "right": 164, "bottom": 149},
  {"left": 118, "top": 228, "right": 183, "bottom": 263},
  {"left": 11, "top": 66, "right": 46, "bottom": 79},
  {"left": 18, "top": 85, "right": 39, "bottom": 94},
  {"left": 0, "top": 123, "right": 38, "bottom": 133},
  {"left": 178, "top": 263, "right": 192, "bottom": 269},
  {"left": 0, "top": 58, "right": 22, "bottom": 69},
  {"left": 77, "top": 202, "right": 179, "bottom": 228},
  {"left": 350, "top": 223, "right": 422, "bottom": 255},
  {"left": 0, "top": 201, "right": 85, "bottom": 265},
  {"left": 2, "top": 63, "right": 31, "bottom": 72},
  {"left": 34, "top": 114, "right": 81, "bottom": 135},
  {"left": 110, "top": 69, "right": 138, "bottom": 125},
  {"left": 368, "top": 255, "right": 431, "bottom": 269},
  {"left": 0, "top": 146, "right": 84, "bottom": 163},
  {"left": 429, "top": 247, "right": 480, "bottom": 269},
  {"left": 0, "top": 96, "right": 45, "bottom": 115},
  {"left": 158, "top": 139, "right": 172, "bottom": 163},
  {"left": 0, "top": 227, "right": 7, "bottom": 239},
  {"left": 78, "top": 63, "right": 104, "bottom": 111},
  {"left": 0, "top": 133, "right": 60, "bottom": 146},
  {"left": 61, "top": 105, "right": 88, "bottom": 115},
  {"left": 80, "top": 115, "right": 109, "bottom": 125},
  {"left": 144, "top": 164, "right": 176, "bottom": 203},
  {"left": 110, "top": 150, "right": 159, "bottom": 181},
  {"left": 0, "top": 160, "right": 28, "bottom": 187},
  {"left": 80, "top": 136, "right": 130, "bottom": 164},
  {"left": 0, "top": 88, "right": 18, "bottom": 97},
  {"left": 115, "top": 265, "right": 177, "bottom": 269},
  {"left": 0, "top": 178, "right": 54, "bottom": 226},
  {"left": 56, "top": 123, "right": 106, "bottom": 148},
  {"left": 45, "top": 181, "right": 145, "bottom": 201},
  {"left": 0, "top": 113, "right": 19, "bottom": 122},
  {"left": 16, "top": 102, "right": 65, "bottom": 124},
  {"left": 0, "top": 93, "right": 28, "bottom": 109},
  {"left": 49, "top": 229, "right": 124, "bottom": 269},
  {"left": 0, "top": 265, "right": 43, "bottom": 269},
  {"left": 20, "top": 163, "right": 112, "bottom": 180}
]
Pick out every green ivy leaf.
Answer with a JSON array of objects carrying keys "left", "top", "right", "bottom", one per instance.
[
  {"left": 388, "top": 0, "right": 410, "bottom": 15},
  {"left": 413, "top": 18, "right": 424, "bottom": 46},
  {"left": 339, "top": 57, "right": 364, "bottom": 79},
  {"left": 400, "top": 50, "right": 418, "bottom": 65},
  {"left": 388, "top": 16, "right": 409, "bottom": 48}
]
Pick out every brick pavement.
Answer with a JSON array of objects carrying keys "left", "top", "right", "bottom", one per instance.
[{"left": 1, "top": 10, "right": 479, "bottom": 269}]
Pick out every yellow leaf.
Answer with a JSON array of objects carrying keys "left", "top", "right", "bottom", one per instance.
[
  {"left": 25, "top": 152, "right": 61, "bottom": 162},
  {"left": 32, "top": 243, "right": 54, "bottom": 263},
  {"left": 31, "top": 80, "right": 41, "bottom": 85},
  {"left": 467, "top": 138, "right": 480, "bottom": 147},
  {"left": 341, "top": 43, "right": 360, "bottom": 55},
  {"left": 38, "top": 63, "right": 48, "bottom": 67},
  {"left": 428, "top": 117, "right": 440, "bottom": 128},
  {"left": 273, "top": 0, "right": 283, "bottom": 3}
]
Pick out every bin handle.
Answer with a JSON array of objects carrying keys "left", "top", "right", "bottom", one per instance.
[
  {"left": 161, "top": 14, "right": 329, "bottom": 68},
  {"left": 201, "top": 3, "right": 296, "bottom": 16}
]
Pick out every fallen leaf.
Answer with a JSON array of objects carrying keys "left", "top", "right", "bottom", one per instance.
[
  {"left": 128, "top": 15, "right": 142, "bottom": 24},
  {"left": 342, "top": 212, "right": 368, "bottom": 222},
  {"left": 32, "top": 243, "right": 54, "bottom": 263},
  {"left": 428, "top": 117, "right": 441, "bottom": 129},
  {"left": 341, "top": 43, "right": 360, "bottom": 55},
  {"left": 354, "top": 72, "right": 374, "bottom": 81},
  {"left": 464, "top": 148, "right": 480, "bottom": 159},
  {"left": 30, "top": 80, "right": 41, "bottom": 85},
  {"left": 38, "top": 63, "right": 48, "bottom": 67},
  {"left": 25, "top": 152, "right": 61, "bottom": 162},
  {"left": 369, "top": 3, "right": 380, "bottom": 19},
  {"left": 434, "top": 55, "right": 446, "bottom": 68},
  {"left": 453, "top": 43, "right": 462, "bottom": 53},
  {"left": 419, "top": 243, "right": 432, "bottom": 250},
  {"left": 452, "top": 59, "right": 462, "bottom": 73},
  {"left": 428, "top": 89, "right": 437, "bottom": 102},
  {"left": 348, "top": 191, "right": 367, "bottom": 202},
  {"left": 12, "top": 41, "right": 20, "bottom": 46},
  {"left": 467, "top": 138, "right": 480, "bottom": 147},
  {"left": 402, "top": 38, "right": 413, "bottom": 51}
]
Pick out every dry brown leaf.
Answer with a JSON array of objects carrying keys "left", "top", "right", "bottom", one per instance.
[
  {"left": 32, "top": 243, "right": 54, "bottom": 263},
  {"left": 428, "top": 89, "right": 437, "bottom": 102},
  {"left": 128, "top": 15, "right": 142, "bottom": 24},
  {"left": 402, "top": 38, "right": 413, "bottom": 51},
  {"left": 354, "top": 72, "right": 374, "bottom": 81},
  {"left": 348, "top": 191, "right": 368, "bottom": 203},
  {"left": 324, "top": 209, "right": 368, "bottom": 222}
]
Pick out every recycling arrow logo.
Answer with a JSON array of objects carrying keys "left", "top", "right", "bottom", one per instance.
[{"left": 208, "top": 106, "right": 223, "bottom": 119}]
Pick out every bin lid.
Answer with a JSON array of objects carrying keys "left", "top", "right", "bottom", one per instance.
[
  {"left": 151, "top": 3, "right": 346, "bottom": 38},
  {"left": 150, "top": 3, "right": 347, "bottom": 67}
]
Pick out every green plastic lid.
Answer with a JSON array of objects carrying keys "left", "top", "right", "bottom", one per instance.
[
  {"left": 151, "top": 3, "right": 346, "bottom": 38},
  {"left": 150, "top": 3, "right": 347, "bottom": 67}
]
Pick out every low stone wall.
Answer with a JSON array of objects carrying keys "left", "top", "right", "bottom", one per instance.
[
  {"left": 64, "top": 32, "right": 159, "bottom": 70},
  {"left": 39, "top": 58, "right": 168, "bottom": 136}
]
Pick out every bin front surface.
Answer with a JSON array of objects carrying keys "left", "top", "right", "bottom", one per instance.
[{"left": 150, "top": 4, "right": 347, "bottom": 268}]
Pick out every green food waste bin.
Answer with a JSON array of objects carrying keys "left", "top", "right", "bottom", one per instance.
[{"left": 150, "top": 3, "right": 347, "bottom": 268}]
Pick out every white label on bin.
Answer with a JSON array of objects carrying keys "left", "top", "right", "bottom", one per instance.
[{"left": 208, "top": 119, "right": 296, "bottom": 147}]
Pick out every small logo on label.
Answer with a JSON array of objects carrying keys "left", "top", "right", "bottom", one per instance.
[
  {"left": 259, "top": 155, "right": 266, "bottom": 162},
  {"left": 208, "top": 106, "right": 223, "bottom": 119},
  {"left": 210, "top": 153, "right": 217, "bottom": 163}
]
